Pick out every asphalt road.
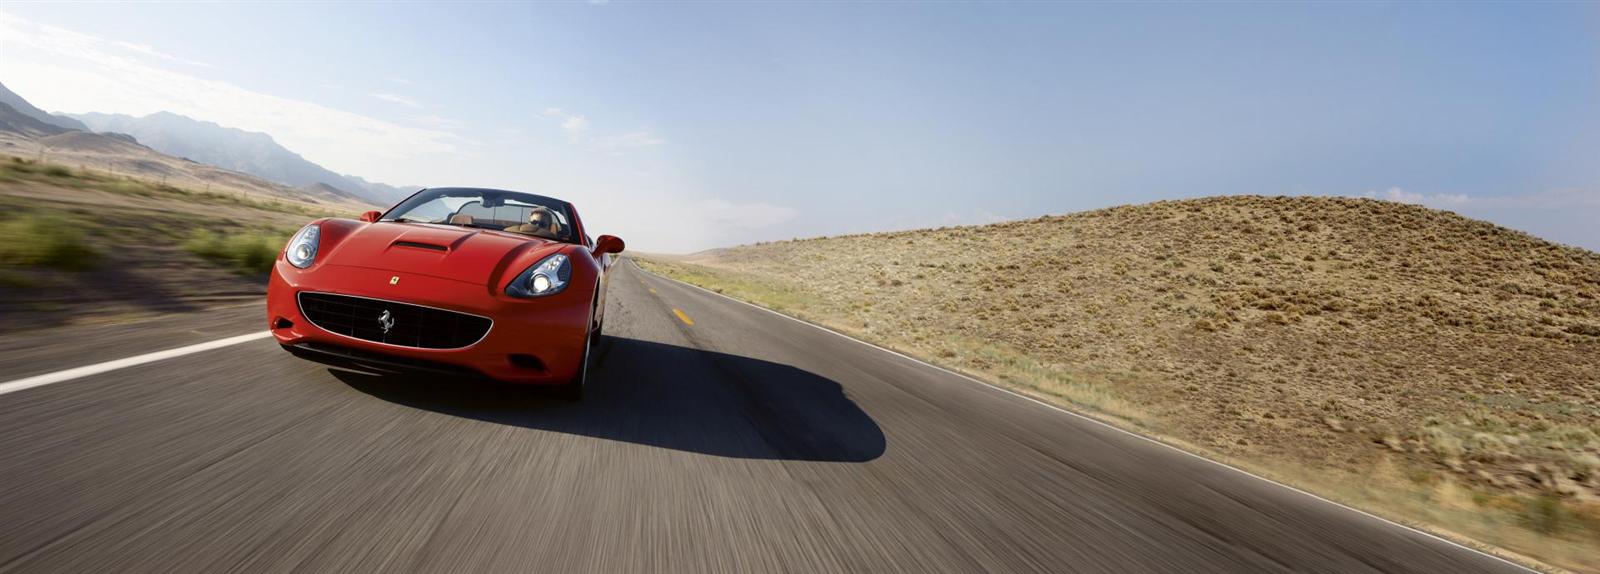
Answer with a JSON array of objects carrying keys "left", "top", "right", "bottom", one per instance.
[{"left": 0, "top": 260, "right": 1531, "bottom": 573}]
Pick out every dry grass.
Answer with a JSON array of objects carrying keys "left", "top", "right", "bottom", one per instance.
[{"left": 638, "top": 195, "right": 1600, "bottom": 572}]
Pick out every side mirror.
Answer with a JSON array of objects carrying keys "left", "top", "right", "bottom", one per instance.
[
  {"left": 594, "top": 234, "right": 625, "bottom": 255},
  {"left": 359, "top": 210, "right": 382, "bottom": 223}
]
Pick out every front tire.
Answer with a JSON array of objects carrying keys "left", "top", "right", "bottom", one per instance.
[
  {"left": 554, "top": 302, "right": 597, "bottom": 401},
  {"left": 554, "top": 329, "right": 589, "bottom": 401}
]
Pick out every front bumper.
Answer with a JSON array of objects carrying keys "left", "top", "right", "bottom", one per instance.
[{"left": 267, "top": 261, "right": 591, "bottom": 384}]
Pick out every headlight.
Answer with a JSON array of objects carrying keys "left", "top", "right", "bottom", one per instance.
[
  {"left": 506, "top": 253, "right": 571, "bottom": 298},
  {"left": 285, "top": 224, "right": 320, "bottom": 268}
]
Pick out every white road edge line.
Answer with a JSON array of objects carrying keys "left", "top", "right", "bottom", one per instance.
[
  {"left": 0, "top": 331, "right": 272, "bottom": 397},
  {"left": 631, "top": 260, "right": 1539, "bottom": 574}
]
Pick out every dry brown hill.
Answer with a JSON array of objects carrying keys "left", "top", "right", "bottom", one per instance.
[
  {"left": 37, "top": 130, "right": 146, "bottom": 155},
  {"left": 298, "top": 181, "right": 363, "bottom": 204},
  {"left": 641, "top": 195, "right": 1600, "bottom": 570}
]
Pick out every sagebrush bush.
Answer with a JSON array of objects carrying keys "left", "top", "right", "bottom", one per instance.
[
  {"left": 183, "top": 230, "right": 283, "bottom": 274},
  {"left": 0, "top": 216, "right": 96, "bottom": 270},
  {"left": 1524, "top": 495, "right": 1574, "bottom": 535}
]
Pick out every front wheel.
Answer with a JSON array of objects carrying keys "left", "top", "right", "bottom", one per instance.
[{"left": 554, "top": 316, "right": 595, "bottom": 401}]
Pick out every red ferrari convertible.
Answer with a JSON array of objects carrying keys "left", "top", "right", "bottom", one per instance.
[{"left": 267, "top": 187, "right": 624, "bottom": 399}]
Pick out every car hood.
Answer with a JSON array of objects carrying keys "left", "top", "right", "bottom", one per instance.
[{"left": 322, "top": 222, "right": 561, "bottom": 285}]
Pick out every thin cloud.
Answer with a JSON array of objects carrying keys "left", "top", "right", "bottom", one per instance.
[
  {"left": 1354, "top": 187, "right": 1600, "bottom": 251},
  {"left": 697, "top": 199, "right": 798, "bottom": 230},
  {"left": 112, "top": 40, "right": 213, "bottom": 68},
  {"left": 1363, "top": 187, "right": 1471, "bottom": 206},
  {"left": 541, "top": 107, "right": 591, "bottom": 134},
  {"left": 1361, "top": 187, "right": 1600, "bottom": 209},
  {"left": 372, "top": 93, "right": 421, "bottom": 108},
  {"left": 589, "top": 129, "right": 664, "bottom": 155},
  {"left": 0, "top": 14, "right": 462, "bottom": 184},
  {"left": 588, "top": 192, "right": 800, "bottom": 252},
  {"left": 561, "top": 115, "right": 590, "bottom": 134},
  {"left": 414, "top": 115, "right": 467, "bottom": 130},
  {"left": 540, "top": 106, "right": 660, "bottom": 154}
]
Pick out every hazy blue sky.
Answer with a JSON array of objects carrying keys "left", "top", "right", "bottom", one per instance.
[{"left": 2, "top": 2, "right": 1596, "bottom": 252}]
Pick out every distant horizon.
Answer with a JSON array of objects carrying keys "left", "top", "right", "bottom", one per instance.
[
  {"left": 6, "top": 78, "right": 1596, "bottom": 255},
  {"left": 649, "top": 193, "right": 1600, "bottom": 257},
  {"left": 9, "top": 83, "right": 1599, "bottom": 256},
  {"left": 3, "top": 4, "right": 1595, "bottom": 252}
]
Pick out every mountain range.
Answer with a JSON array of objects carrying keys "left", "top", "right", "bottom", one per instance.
[
  {"left": 0, "top": 81, "right": 414, "bottom": 205},
  {"left": 0, "top": 98, "right": 358, "bottom": 205},
  {"left": 0, "top": 84, "right": 88, "bottom": 132},
  {"left": 72, "top": 111, "right": 415, "bottom": 204},
  {"left": 0, "top": 82, "right": 375, "bottom": 207}
]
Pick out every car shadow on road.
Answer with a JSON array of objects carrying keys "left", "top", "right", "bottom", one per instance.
[{"left": 332, "top": 336, "right": 886, "bottom": 462}]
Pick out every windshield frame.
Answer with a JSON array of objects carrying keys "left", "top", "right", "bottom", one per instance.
[{"left": 379, "top": 187, "right": 582, "bottom": 244}]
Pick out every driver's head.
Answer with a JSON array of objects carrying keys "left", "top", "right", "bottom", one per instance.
[{"left": 527, "top": 207, "right": 556, "bottom": 231}]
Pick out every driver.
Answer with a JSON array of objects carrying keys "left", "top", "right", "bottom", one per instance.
[{"left": 506, "top": 206, "right": 562, "bottom": 240}]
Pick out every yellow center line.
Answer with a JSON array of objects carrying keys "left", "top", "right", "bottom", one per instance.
[
  {"left": 648, "top": 288, "right": 657, "bottom": 294},
  {"left": 672, "top": 308, "right": 694, "bottom": 326}
]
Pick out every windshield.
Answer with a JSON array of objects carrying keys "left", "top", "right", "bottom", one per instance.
[{"left": 382, "top": 188, "right": 576, "bottom": 243}]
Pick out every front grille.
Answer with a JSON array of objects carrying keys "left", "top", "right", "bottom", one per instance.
[{"left": 298, "top": 292, "right": 491, "bottom": 349}]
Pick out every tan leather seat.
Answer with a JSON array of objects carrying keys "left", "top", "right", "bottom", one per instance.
[
  {"left": 448, "top": 213, "right": 474, "bottom": 225},
  {"left": 505, "top": 207, "right": 562, "bottom": 240}
]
